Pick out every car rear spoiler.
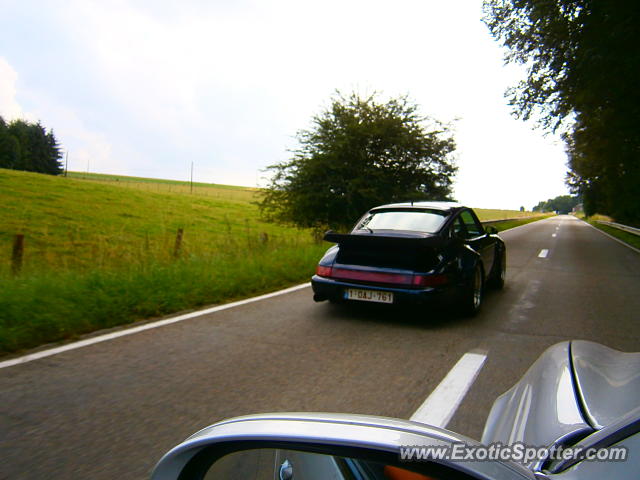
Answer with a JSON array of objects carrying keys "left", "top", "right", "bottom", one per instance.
[{"left": 323, "top": 231, "right": 444, "bottom": 249}]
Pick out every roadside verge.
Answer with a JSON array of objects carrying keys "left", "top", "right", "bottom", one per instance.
[
  {"left": 0, "top": 213, "right": 552, "bottom": 358},
  {"left": 582, "top": 219, "right": 640, "bottom": 254}
]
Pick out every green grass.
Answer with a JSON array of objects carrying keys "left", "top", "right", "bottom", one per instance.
[
  {"left": 575, "top": 213, "right": 639, "bottom": 249},
  {"left": 67, "top": 171, "right": 254, "bottom": 189},
  {"left": 484, "top": 214, "right": 555, "bottom": 232},
  {"left": 0, "top": 244, "right": 323, "bottom": 353},
  {"left": 588, "top": 221, "right": 640, "bottom": 250},
  {"left": 0, "top": 168, "right": 545, "bottom": 354},
  {"left": 0, "top": 168, "right": 327, "bottom": 354},
  {"left": 0, "top": 170, "right": 300, "bottom": 274},
  {"left": 474, "top": 208, "right": 540, "bottom": 221},
  {"left": 66, "top": 171, "right": 257, "bottom": 201}
]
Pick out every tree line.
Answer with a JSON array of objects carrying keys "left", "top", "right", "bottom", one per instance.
[
  {"left": 532, "top": 195, "right": 581, "bottom": 215},
  {"left": 0, "top": 116, "right": 63, "bottom": 175},
  {"left": 483, "top": 0, "right": 639, "bottom": 226}
]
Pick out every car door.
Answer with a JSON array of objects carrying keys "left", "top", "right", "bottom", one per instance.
[{"left": 458, "top": 209, "right": 495, "bottom": 278}]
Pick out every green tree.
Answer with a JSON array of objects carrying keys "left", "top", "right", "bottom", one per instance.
[
  {"left": 0, "top": 116, "right": 21, "bottom": 169},
  {"left": 532, "top": 194, "right": 580, "bottom": 214},
  {"left": 483, "top": 0, "right": 640, "bottom": 225},
  {"left": 259, "top": 92, "right": 457, "bottom": 231},
  {"left": 3, "top": 118, "right": 63, "bottom": 175}
]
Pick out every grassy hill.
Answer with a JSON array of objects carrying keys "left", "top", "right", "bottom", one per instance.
[
  {"left": 0, "top": 169, "right": 327, "bottom": 354},
  {"left": 0, "top": 169, "right": 544, "bottom": 354},
  {"left": 1, "top": 170, "right": 309, "bottom": 274}
]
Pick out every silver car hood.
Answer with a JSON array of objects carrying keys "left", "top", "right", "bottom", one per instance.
[
  {"left": 482, "top": 341, "right": 640, "bottom": 463},
  {"left": 572, "top": 340, "right": 640, "bottom": 429},
  {"left": 481, "top": 342, "right": 592, "bottom": 451}
]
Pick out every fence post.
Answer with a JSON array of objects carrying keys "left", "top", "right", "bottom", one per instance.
[
  {"left": 11, "top": 234, "right": 24, "bottom": 275},
  {"left": 173, "top": 228, "right": 184, "bottom": 258}
]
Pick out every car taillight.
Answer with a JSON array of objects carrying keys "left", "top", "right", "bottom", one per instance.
[
  {"left": 316, "top": 265, "right": 333, "bottom": 277},
  {"left": 412, "top": 274, "right": 449, "bottom": 287}
]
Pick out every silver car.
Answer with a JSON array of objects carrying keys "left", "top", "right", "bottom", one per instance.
[{"left": 152, "top": 340, "right": 640, "bottom": 479}]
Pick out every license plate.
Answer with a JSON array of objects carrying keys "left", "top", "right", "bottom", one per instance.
[{"left": 346, "top": 288, "right": 394, "bottom": 304}]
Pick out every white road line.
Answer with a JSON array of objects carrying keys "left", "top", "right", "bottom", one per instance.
[
  {"left": 0, "top": 283, "right": 311, "bottom": 370},
  {"left": 581, "top": 220, "right": 640, "bottom": 255},
  {"left": 538, "top": 249, "right": 549, "bottom": 258},
  {"left": 552, "top": 233, "right": 557, "bottom": 238},
  {"left": 410, "top": 351, "right": 487, "bottom": 428}
]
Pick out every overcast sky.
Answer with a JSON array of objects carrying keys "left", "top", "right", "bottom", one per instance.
[{"left": 0, "top": 0, "right": 570, "bottom": 210}]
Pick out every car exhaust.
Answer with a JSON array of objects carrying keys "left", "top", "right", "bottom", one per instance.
[{"left": 313, "top": 293, "right": 326, "bottom": 302}]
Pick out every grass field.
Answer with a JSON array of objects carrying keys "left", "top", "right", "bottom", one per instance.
[
  {"left": 1, "top": 169, "right": 546, "bottom": 354},
  {"left": 1, "top": 170, "right": 306, "bottom": 274},
  {"left": 484, "top": 214, "right": 554, "bottom": 232},
  {"left": 572, "top": 213, "right": 640, "bottom": 249},
  {"left": 66, "top": 171, "right": 257, "bottom": 201},
  {"left": 474, "top": 208, "right": 539, "bottom": 221},
  {"left": 582, "top": 217, "right": 640, "bottom": 250}
]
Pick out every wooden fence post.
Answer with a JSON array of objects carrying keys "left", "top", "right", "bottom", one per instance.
[
  {"left": 173, "top": 228, "right": 184, "bottom": 258},
  {"left": 11, "top": 234, "right": 24, "bottom": 276}
]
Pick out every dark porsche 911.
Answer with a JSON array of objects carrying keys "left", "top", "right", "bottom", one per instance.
[{"left": 311, "top": 202, "right": 506, "bottom": 315}]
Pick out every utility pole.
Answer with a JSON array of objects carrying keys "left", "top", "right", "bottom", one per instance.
[
  {"left": 64, "top": 150, "right": 69, "bottom": 177},
  {"left": 190, "top": 162, "right": 194, "bottom": 194}
]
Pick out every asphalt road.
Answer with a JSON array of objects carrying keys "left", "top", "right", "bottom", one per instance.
[{"left": 1, "top": 215, "right": 639, "bottom": 479}]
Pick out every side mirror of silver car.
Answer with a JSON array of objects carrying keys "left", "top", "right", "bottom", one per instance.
[{"left": 151, "top": 413, "right": 536, "bottom": 480}]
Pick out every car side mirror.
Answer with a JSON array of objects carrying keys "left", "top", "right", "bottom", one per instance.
[
  {"left": 151, "top": 413, "right": 534, "bottom": 480},
  {"left": 485, "top": 226, "right": 498, "bottom": 235}
]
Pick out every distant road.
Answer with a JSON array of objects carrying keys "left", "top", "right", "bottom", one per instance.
[{"left": 2, "top": 215, "right": 639, "bottom": 479}]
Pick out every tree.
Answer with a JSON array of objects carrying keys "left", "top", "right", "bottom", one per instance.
[
  {"left": 532, "top": 194, "right": 580, "bottom": 214},
  {"left": 1, "top": 117, "right": 63, "bottom": 175},
  {"left": 0, "top": 116, "right": 21, "bottom": 169},
  {"left": 483, "top": 0, "right": 640, "bottom": 225},
  {"left": 259, "top": 92, "right": 457, "bottom": 231}
]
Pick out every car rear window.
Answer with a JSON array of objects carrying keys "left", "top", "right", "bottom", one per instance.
[{"left": 355, "top": 210, "right": 448, "bottom": 233}]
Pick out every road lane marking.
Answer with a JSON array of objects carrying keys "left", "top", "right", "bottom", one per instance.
[
  {"left": 0, "top": 283, "right": 311, "bottom": 370},
  {"left": 581, "top": 220, "right": 640, "bottom": 254},
  {"left": 552, "top": 233, "right": 557, "bottom": 237},
  {"left": 410, "top": 351, "right": 487, "bottom": 428},
  {"left": 538, "top": 249, "right": 549, "bottom": 258}
]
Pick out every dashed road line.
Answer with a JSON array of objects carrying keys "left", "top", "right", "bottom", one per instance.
[
  {"left": 538, "top": 249, "right": 549, "bottom": 258},
  {"left": 410, "top": 351, "right": 488, "bottom": 428}
]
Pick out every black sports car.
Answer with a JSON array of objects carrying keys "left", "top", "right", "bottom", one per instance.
[{"left": 311, "top": 202, "right": 506, "bottom": 315}]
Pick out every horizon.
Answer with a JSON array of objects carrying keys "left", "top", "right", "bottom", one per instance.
[{"left": 1, "top": 0, "right": 571, "bottom": 210}]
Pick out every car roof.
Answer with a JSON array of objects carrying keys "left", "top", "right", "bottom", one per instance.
[{"left": 369, "top": 201, "right": 465, "bottom": 213}]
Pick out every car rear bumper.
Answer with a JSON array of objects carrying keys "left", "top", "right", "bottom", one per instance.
[{"left": 311, "top": 275, "right": 455, "bottom": 305}]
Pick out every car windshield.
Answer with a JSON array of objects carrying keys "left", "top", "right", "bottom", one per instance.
[{"left": 355, "top": 209, "right": 448, "bottom": 233}]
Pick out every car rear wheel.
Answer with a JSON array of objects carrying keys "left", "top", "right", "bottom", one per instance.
[{"left": 460, "top": 264, "right": 483, "bottom": 316}]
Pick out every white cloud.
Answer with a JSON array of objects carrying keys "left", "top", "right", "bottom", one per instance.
[
  {"left": 51, "top": 108, "right": 115, "bottom": 174},
  {"left": 0, "top": 56, "right": 120, "bottom": 174},
  {"left": 0, "top": 57, "right": 34, "bottom": 122},
  {"left": 3, "top": 0, "right": 571, "bottom": 208}
]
